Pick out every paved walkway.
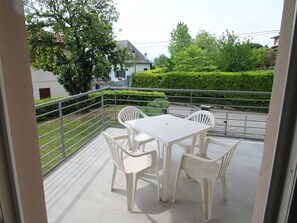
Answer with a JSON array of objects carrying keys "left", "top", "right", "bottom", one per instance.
[{"left": 168, "top": 104, "right": 268, "bottom": 139}]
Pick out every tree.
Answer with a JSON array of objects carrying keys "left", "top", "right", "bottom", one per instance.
[
  {"left": 25, "top": 0, "right": 133, "bottom": 95},
  {"left": 172, "top": 44, "right": 216, "bottom": 72},
  {"left": 168, "top": 22, "right": 192, "bottom": 57},
  {"left": 259, "top": 48, "right": 277, "bottom": 68},
  {"left": 194, "top": 30, "right": 217, "bottom": 52},
  {"left": 252, "top": 47, "right": 267, "bottom": 68},
  {"left": 153, "top": 54, "right": 171, "bottom": 68},
  {"left": 214, "top": 30, "right": 258, "bottom": 72}
]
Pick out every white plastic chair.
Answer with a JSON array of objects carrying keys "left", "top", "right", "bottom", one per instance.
[
  {"left": 173, "top": 137, "right": 242, "bottom": 222},
  {"left": 176, "top": 110, "right": 215, "bottom": 155},
  {"left": 102, "top": 132, "right": 160, "bottom": 212},
  {"left": 118, "top": 106, "right": 160, "bottom": 153}
]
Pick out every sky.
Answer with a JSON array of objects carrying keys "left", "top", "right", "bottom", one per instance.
[{"left": 113, "top": 0, "right": 284, "bottom": 62}]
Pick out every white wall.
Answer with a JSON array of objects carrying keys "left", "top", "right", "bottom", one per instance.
[
  {"left": 31, "top": 68, "right": 68, "bottom": 99},
  {"left": 110, "top": 63, "right": 150, "bottom": 82}
]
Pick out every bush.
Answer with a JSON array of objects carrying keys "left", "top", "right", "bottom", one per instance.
[
  {"left": 35, "top": 90, "right": 167, "bottom": 120},
  {"left": 144, "top": 98, "right": 171, "bottom": 115},
  {"left": 132, "top": 70, "right": 274, "bottom": 92},
  {"left": 132, "top": 70, "right": 273, "bottom": 112},
  {"left": 102, "top": 89, "right": 166, "bottom": 106}
]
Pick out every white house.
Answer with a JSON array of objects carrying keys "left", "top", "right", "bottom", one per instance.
[
  {"left": 109, "top": 40, "right": 151, "bottom": 85},
  {"left": 31, "top": 68, "right": 68, "bottom": 100},
  {"left": 31, "top": 40, "right": 148, "bottom": 99}
]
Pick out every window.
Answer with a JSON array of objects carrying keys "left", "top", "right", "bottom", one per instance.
[
  {"left": 115, "top": 70, "right": 126, "bottom": 78},
  {"left": 144, "top": 68, "right": 148, "bottom": 71},
  {"left": 39, "top": 88, "right": 51, "bottom": 99}
]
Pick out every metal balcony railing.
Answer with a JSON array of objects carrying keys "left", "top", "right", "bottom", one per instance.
[{"left": 36, "top": 87, "right": 270, "bottom": 175}]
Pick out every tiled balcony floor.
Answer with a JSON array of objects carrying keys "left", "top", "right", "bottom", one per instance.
[{"left": 44, "top": 128, "right": 263, "bottom": 223}]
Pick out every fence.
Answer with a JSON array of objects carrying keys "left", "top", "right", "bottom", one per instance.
[{"left": 36, "top": 87, "right": 270, "bottom": 175}]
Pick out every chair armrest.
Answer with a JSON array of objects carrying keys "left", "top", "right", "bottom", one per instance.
[
  {"left": 123, "top": 149, "right": 158, "bottom": 166},
  {"left": 112, "top": 134, "right": 133, "bottom": 150},
  {"left": 203, "top": 137, "right": 242, "bottom": 152},
  {"left": 205, "top": 137, "right": 233, "bottom": 146},
  {"left": 182, "top": 150, "right": 234, "bottom": 163},
  {"left": 113, "top": 134, "right": 130, "bottom": 140},
  {"left": 182, "top": 152, "right": 214, "bottom": 163},
  {"left": 125, "top": 149, "right": 157, "bottom": 158}
]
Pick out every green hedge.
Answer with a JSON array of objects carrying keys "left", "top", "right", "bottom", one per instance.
[
  {"left": 131, "top": 70, "right": 273, "bottom": 112},
  {"left": 35, "top": 90, "right": 166, "bottom": 120},
  {"left": 99, "top": 89, "right": 165, "bottom": 106},
  {"left": 131, "top": 70, "right": 274, "bottom": 92}
]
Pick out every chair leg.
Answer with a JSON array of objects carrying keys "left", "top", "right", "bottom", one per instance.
[
  {"left": 136, "top": 142, "right": 145, "bottom": 152},
  {"left": 135, "top": 141, "right": 140, "bottom": 151},
  {"left": 187, "top": 145, "right": 194, "bottom": 154},
  {"left": 201, "top": 179, "right": 214, "bottom": 222},
  {"left": 141, "top": 144, "right": 145, "bottom": 152},
  {"left": 155, "top": 163, "right": 160, "bottom": 200},
  {"left": 111, "top": 164, "right": 117, "bottom": 191},
  {"left": 172, "top": 160, "right": 183, "bottom": 203},
  {"left": 126, "top": 174, "right": 137, "bottom": 212},
  {"left": 221, "top": 174, "right": 227, "bottom": 201}
]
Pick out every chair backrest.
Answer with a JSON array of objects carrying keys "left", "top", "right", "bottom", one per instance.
[
  {"left": 102, "top": 132, "right": 126, "bottom": 172},
  {"left": 186, "top": 110, "right": 215, "bottom": 128},
  {"left": 118, "top": 106, "right": 148, "bottom": 126}
]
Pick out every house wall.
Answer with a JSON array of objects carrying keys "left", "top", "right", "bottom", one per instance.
[
  {"left": 110, "top": 63, "right": 150, "bottom": 82},
  {"left": 31, "top": 68, "right": 69, "bottom": 99}
]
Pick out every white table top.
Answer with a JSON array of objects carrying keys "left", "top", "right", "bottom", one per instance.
[{"left": 125, "top": 114, "right": 210, "bottom": 145}]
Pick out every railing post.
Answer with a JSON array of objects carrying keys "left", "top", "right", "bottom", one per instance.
[
  {"left": 114, "top": 90, "right": 117, "bottom": 122},
  {"left": 58, "top": 102, "right": 66, "bottom": 158},
  {"left": 224, "top": 113, "right": 228, "bottom": 136},
  {"left": 190, "top": 91, "right": 193, "bottom": 114},
  {"left": 243, "top": 115, "right": 248, "bottom": 136},
  {"left": 101, "top": 92, "right": 105, "bottom": 129}
]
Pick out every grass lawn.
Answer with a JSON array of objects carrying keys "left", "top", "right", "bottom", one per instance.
[
  {"left": 37, "top": 108, "right": 111, "bottom": 175},
  {"left": 36, "top": 104, "right": 165, "bottom": 175}
]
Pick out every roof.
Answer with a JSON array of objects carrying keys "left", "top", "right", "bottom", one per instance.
[
  {"left": 27, "top": 31, "right": 64, "bottom": 45},
  {"left": 117, "top": 40, "right": 150, "bottom": 64},
  {"left": 270, "top": 34, "right": 280, "bottom": 40}
]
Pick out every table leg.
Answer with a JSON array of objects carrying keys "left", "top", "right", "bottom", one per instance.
[
  {"left": 162, "top": 143, "right": 172, "bottom": 201},
  {"left": 158, "top": 141, "right": 164, "bottom": 160}
]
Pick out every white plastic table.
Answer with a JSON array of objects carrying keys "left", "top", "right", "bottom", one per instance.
[{"left": 125, "top": 114, "right": 211, "bottom": 201}]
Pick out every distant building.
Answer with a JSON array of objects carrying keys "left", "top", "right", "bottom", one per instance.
[
  {"left": 271, "top": 35, "right": 279, "bottom": 48},
  {"left": 108, "top": 40, "right": 151, "bottom": 86},
  {"left": 30, "top": 37, "right": 149, "bottom": 98},
  {"left": 31, "top": 68, "right": 68, "bottom": 100}
]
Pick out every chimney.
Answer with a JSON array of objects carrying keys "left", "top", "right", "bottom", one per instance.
[{"left": 144, "top": 53, "right": 147, "bottom": 60}]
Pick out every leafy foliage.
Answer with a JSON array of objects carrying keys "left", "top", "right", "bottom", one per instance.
[
  {"left": 194, "top": 30, "right": 217, "bottom": 52},
  {"left": 25, "top": 0, "right": 133, "bottom": 95},
  {"left": 153, "top": 54, "right": 171, "bottom": 68},
  {"left": 214, "top": 30, "right": 258, "bottom": 72},
  {"left": 168, "top": 22, "right": 192, "bottom": 57},
  {"left": 260, "top": 48, "right": 278, "bottom": 68},
  {"left": 132, "top": 70, "right": 274, "bottom": 92},
  {"left": 172, "top": 45, "right": 217, "bottom": 72},
  {"left": 164, "top": 23, "right": 277, "bottom": 72},
  {"left": 144, "top": 98, "right": 171, "bottom": 116}
]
